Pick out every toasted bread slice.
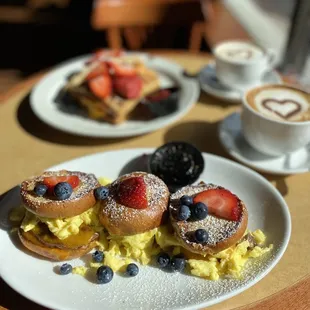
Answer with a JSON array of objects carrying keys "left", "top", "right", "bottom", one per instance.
[
  {"left": 21, "top": 170, "right": 100, "bottom": 218},
  {"left": 169, "top": 183, "right": 248, "bottom": 255},
  {"left": 65, "top": 62, "right": 160, "bottom": 124},
  {"left": 18, "top": 223, "right": 99, "bottom": 261},
  {"left": 99, "top": 172, "right": 169, "bottom": 236}
]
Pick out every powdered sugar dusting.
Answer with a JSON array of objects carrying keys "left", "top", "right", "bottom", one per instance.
[
  {"left": 170, "top": 183, "right": 243, "bottom": 246},
  {"left": 21, "top": 170, "right": 99, "bottom": 207},
  {"left": 66, "top": 248, "right": 277, "bottom": 310}
]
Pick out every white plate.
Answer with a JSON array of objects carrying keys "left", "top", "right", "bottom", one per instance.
[
  {"left": 199, "top": 62, "right": 282, "bottom": 103},
  {"left": 219, "top": 112, "right": 310, "bottom": 175},
  {"left": 30, "top": 53, "right": 200, "bottom": 138},
  {"left": 0, "top": 149, "right": 291, "bottom": 310}
]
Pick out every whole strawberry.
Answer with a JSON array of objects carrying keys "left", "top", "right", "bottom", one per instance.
[{"left": 116, "top": 176, "right": 148, "bottom": 209}]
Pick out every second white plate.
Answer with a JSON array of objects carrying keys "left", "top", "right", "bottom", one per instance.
[{"left": 30, "top": 53, "right": 200, "bottom": 138}]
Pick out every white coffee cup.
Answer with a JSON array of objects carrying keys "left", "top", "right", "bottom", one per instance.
[
  {"left": 241, "top": 84, "right": 310, "bottom": 157},
  {"left": 214, "top": 40, "right": 276, "bottom": 91}
]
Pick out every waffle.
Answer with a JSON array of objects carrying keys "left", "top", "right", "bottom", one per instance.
[{"left": 64, "top": 57, "right": 160, "bottom": 124}]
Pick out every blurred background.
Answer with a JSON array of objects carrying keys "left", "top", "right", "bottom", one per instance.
[{"left": 1, "top": 0, "right": 309, "bottom": 93}]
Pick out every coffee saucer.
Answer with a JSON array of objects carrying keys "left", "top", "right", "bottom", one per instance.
[
  {"left": 199, "top": 62, "right": 282, "bottom": 104},
  {"left": 219, "top": 112, "right": 310, "bottom": 175}
]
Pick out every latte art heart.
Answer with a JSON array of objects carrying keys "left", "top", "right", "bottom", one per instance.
[
  {"left": 246, "top": 85, "right": 310, "bottom": 122},
  {"left": 262, "top": 99, "right": 302, "bottom": 119},
  {"left": 227, "top": 49, "right": 253, "bottom": 60}
]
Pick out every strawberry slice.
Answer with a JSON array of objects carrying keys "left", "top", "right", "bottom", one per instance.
[
  {"left": 116, "top": 176, "right": 148, "bottom": 209},
  {"left": 88, "top": 74, "right": 112, "bottom": 99},
  {"left": 113, "top": 76, "right": 142, "bottom": 99},
  {"left": 43, "top": 175, "right": 80, "bottom": 194},
  {"left": 86, "top": 62, "right": 108, "bottom": 81},
  {"left": 193, "top": 188, "right": 241, "bottom": 221},
  {"left": 107, "top": 61, "right": 137, "bottom": 77}
]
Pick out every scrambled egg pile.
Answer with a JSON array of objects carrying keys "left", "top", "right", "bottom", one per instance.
[
  {"left": 11, "top": 176, "right": 273, "bottom": 281},
  {"left": 72, "top": 226, "right": 272, "bottom": 281}
]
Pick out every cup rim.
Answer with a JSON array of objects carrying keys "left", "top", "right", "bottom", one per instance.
[
  {"left": 213, "top": 40, "right": 266, "bottom": 65},
  {"left": 242, "top": 83, "right": 310, "bottom": 126}
]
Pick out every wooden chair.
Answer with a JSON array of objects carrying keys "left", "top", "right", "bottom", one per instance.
[
  {"left": 91, "top": 0, "right": 212, "bottom": 52},
  {"left": 26, "top": 0, "right": 71, "bottom": 9}
]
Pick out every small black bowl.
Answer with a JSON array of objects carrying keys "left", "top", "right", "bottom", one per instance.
[
  {"left": 139, "top": 87, "right": 179, "bottom": 118},
  {"left": 149, "top": 142, "right": 204, "bottom": 192}
]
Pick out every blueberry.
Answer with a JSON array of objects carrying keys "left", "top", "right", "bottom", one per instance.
[
  {"left": 176, "top": 205, "right": 191, "bottom": 221},
  {"left": 157, "top": 253, "right": 170, "bottom": 268},
  {"left": 59, "top": 263, "right": 72, "bottom": 275},
  {"left": 94, "top": 186, "right": 109, "bottom": 200},
  {"left": 34, "top": 184, "right": 48, "bottom": 196},
  {"left": 96, "top": 265, "right": 114, "bottom": 284},
  {"left": 54, "top": 182, "right": 73, "bottom": 200},
  {"left": 170, "top": 254, "right": 186, "bottom": 272},
  {"left": 126, "top": 263, "right": 139, "bottom": 277},
  {"left": 180, "top": 195, "right": 193, "bottom": 206},
  {"left": 92, "top": 250, "right": 104, "bottom": 263},
  {"left": 194, "top": 229, "right": 209, "bottom": 243},
  {"left": 191, "top": 202, "right": 208, "bottom": 220}
]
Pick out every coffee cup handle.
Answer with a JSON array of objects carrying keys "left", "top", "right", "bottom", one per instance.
[{"left": 265, "top": 48, "right": 277, "bottom": 69}]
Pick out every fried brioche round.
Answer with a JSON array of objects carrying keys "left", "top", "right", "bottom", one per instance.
[
  {"left": 169, "top": 183, "right": 248, "bottom": 255},
  {"left": 20, "top": 170, "right": 100, "bottom": 218},
  {"left": 99, "top": 172, "right": 169, "bottom": 236},
  {"left": 18, "top": 224, "right": 99, "bottom": 261}
]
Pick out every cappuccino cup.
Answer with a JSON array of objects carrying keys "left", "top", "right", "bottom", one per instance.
[
  {"left": 241, "top": 84, "right": 310, "bottom": 156},
  {"left": 214, "top": 40, "right": 276, "bottom": 91}
]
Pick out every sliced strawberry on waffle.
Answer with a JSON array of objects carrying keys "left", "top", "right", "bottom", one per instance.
[
  {"left": 193, "top": 188, "right": 241, "bottom": 221},
  {"left": 43, "top": 175, "right": 80, "bottom": 194},
  {"left": 88, "top": 74, "right": 112, "bottom": 99},
  {"left": 107, "top": 61, "right": 137, "bottom": 77},
  {"left": 113, "top": 75, "right": 143, "bottom": 99},
  {"left": 86, "top": 62, "right": 108, "bottom": 81},
  {"left": 116, "top": 176, "right": 148, "bottom": 209}
]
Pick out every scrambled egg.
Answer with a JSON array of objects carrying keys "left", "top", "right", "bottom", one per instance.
[
  {"left": 73, "top": 226, "right": 272, "bottom": 281},
  {"left": 11, "top": 176, "right": 273, "bottom": 280},
  {"left": 187, "top": 234, "right": 273, "bottom": 280},
  {"left": 17, "top": 177, "right": 112, "bottom": 240},
  {"left": 20, "top": 205, "right": 101, "bottom": 240}
]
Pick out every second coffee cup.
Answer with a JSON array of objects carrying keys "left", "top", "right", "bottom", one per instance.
[{"left": 214, "top": 40, "right": 276, "bottom": 91}]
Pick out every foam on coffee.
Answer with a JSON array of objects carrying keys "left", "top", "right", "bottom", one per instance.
[
  {"left": 246, "top": 84, "right": 310, "bottom": 122},
  {"left": 215, "top": 42, "right": 264, "bottom": 63}
]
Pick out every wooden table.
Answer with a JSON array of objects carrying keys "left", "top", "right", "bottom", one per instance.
[{"left": 0, "top": 51, "right": 309, "bottom": 310}]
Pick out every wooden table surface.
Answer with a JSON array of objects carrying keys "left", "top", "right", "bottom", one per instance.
[{"left": 0, "top": 51, "right": 309, "bottom": 310}]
